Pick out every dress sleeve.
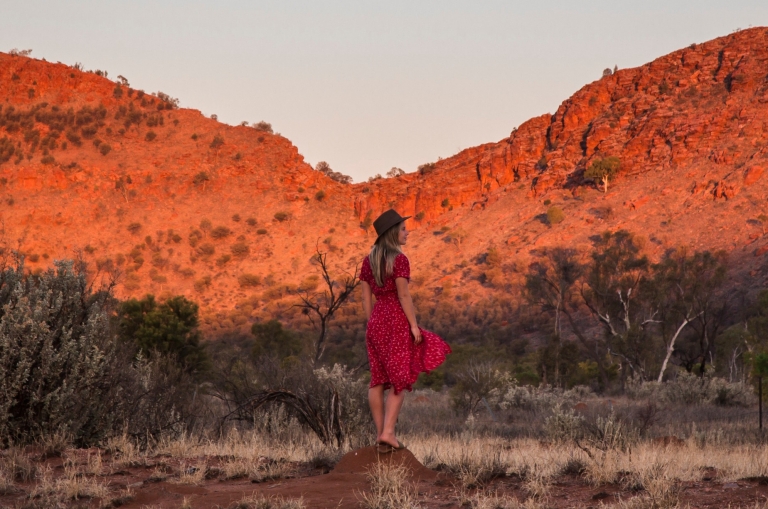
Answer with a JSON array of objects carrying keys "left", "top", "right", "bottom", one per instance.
[
  {"left": 393, "top": 254, "right": 410, "bottom": 280},
  {"left": 360, "top": 256, "right": 373, "bottom": 285}
]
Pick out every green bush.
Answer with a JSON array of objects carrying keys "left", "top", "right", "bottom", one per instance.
[
  {"left": 546, "top": 206, "right": 565, "bottom": 225},
  {"left": 118, "top": 294, "right": 207, "bottom": 374},
  {"left": 251, "top": 320, "right": 304, "bottom": 360},
  {"left": 315, "top": 190, "right": 326, "bottom": 201}
]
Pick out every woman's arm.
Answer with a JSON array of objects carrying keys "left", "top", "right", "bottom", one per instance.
[
  {"left": 396, "top": 277, "right": 422, "bottom": 344},
  {"left": 361, "top": 281, "right": 372, "bottom": 321}
]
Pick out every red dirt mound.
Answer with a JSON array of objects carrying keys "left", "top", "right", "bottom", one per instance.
[{"left": 333, "top": 446, "right": 437, "bottom": 481}]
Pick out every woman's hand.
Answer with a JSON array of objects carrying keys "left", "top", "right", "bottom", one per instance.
[{"left": 411, "top": 325, "right": 422, "bottom": 345}]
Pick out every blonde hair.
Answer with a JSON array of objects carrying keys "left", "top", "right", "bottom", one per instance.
[{"left": 368, "top": 223, "right": 402, "bottom": 287}]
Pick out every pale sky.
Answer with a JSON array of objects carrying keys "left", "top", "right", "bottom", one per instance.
[{"left": 2, "top": 1, "right": 767, "bottom": 182}]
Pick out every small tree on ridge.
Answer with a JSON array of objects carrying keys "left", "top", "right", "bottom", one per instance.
[{"left": 585, "top": 156, "right": 620, "bottom": 193}]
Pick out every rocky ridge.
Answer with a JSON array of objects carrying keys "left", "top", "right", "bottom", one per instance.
[{"left": 1, "top": 28, "right": 768, "bottom": 340}]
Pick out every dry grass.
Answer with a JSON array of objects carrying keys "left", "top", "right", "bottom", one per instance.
[
  {"left": 468, "top": 491, "right": 550, "bottom": 509},
  {"left": 406, "top": 433, "right": 768, "bottom": 487},
  {"left": 0, "top": 446, "right": 36, "bottom": 483},
  {"left": 0, "top": 470, "right": 16, "bottom": 496},
  {"left": 171, "top": 461, "right": 207, "bottom": 485},
  {"left": 228, "top": 492, "right": 306, "bottom": 509},
  {"left": 29, "top": 464, "right": 110, "bottom": 503},
  {"left": 358, "top": 462, "right": 420, "bottom": 509}
]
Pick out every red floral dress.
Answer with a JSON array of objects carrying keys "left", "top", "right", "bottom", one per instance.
[{"left": 360, "top": 253, "right": 451, "bottom": 394}]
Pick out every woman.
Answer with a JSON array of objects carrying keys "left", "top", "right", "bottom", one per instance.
[{"left": 360, "top": 209, "right": 451, "bottom": 452}]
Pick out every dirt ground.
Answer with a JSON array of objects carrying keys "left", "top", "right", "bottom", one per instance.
[{"left": 3, "top": 446, "right": 768, "bottom": 509}]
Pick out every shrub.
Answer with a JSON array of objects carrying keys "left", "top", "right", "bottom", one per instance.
[
  {"left": 238, "top": 273, "right": 261, "bottom": 287},
  {"left": 418, "top": 162, "right": 436, "bottom": 175},
  {"left": 246, "top": 217, "right": 257, "bottom": 226},
  {"left": 66, "top": 130, "right": 82, "bottom": 146},
  {"left": 188, "top": 230, "right": 203, "bottom": 248},
  {"left": 274, "top": 212, "right": 289, "bottom": 222},
  {"left": 191, "top": 133, "right": 198, "bottom": 140},
  {"left": 441, "top": 198, "right": 450, "bottom": 207},
  {"left": 41, "top": 155, "right": 55, "bottom": 165},
  {"left": 216, "top": 254, "right": 231, "bottom": 266},
  {"left": 315, "top": 190, "right": 326, "bottom": 201},
  {"left": 197, "top": 243, "right": 215, "bottom": 257},
  {"left": 194, "top": 276, "right": 211, "bottom": 292},
  {"left": 210, "top": 226, "right": 231, "bottom": 239},
  {"left": 415, "top": 211, "right": 426, "bottom": 221},
  {"left": 251, "top": 320, "right": 304, "bottom": 360},
  {"left": 127, "top": 222, "right": 142, "bottom": 234},
  {"left": 253, "top": 121, "right": 273, "bottom": 133},
  {"left": 145, "top": 131, "right": 157, "bottom": 142},
  {"left": 118, "top": 295, "right": 207, "bottom": 374},
  {"left": 210, "top": 134, "right": 224, "bottom": 149},
  {"left": 257, "top": 229, "right": 268, "bottom": 235},
  {"left": 0, "top": 260, "right": 116, "bottom": 445},
  {"left": 230, "top": 242, "right": 250, "bottom": 258},
  {"left": 193, "top": 171, "right": 210, "bottom": 185},
  {"left": 99, "top": 143, "right": 112, "bottom": 156},
  {"left": 232, "top": 214, "right": 241, "bottom": 222},
  {"left": 200, "top": 219, "right": 212, "bottom": 230},
  {"left": 546, "top": 206, "right": 565, "bottom": 225}
]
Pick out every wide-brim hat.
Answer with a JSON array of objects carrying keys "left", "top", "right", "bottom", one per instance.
[{"left": 373, "top": 209, "right": 411, "bottom": 240}]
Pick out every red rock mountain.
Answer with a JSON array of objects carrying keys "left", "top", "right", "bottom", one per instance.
[{"left": 1, "top": 28, "right": 768, "bottom": 340}]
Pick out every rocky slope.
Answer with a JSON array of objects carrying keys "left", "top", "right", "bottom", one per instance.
[{"left": 1, "top": 28, "right": 768, "bottom": 343}]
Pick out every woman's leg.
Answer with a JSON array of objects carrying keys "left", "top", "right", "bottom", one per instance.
[
  {"left": 378, "top": 390, "right": 405, "bottom": 447},
  {"left": 368, "top": 385, "right": 385, "bottom": 440}
]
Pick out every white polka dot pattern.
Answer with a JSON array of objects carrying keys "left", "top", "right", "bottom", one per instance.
[{"left": 361, "top": 254, "right": 451, "bottom": 394}]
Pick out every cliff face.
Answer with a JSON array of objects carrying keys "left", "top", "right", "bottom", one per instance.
[
  {"left": 1, "top": 28, "right": 768, "bottom": 338},
  {"left": 356, "top": 27, "right": 768, "bottom": 219}
]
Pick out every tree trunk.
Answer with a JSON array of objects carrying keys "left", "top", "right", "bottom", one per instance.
[
  {"left": 602, "top": 176, "right": 609, "bottom": 193},
  {"left": 657, "top": 315, "right": 695, "bottom": 382}
]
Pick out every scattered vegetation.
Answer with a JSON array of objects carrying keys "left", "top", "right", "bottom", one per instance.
[
  {"left": 253, "top": 121, "right": 273, "bottom": 133},
  {"left": 546, "top": 206, "right": 565, "bottom": 225},
  {"left": 274, "top": 212, "right": 289, "bottom": 222},
  {"left": 584, "top": 156, "right": 621, "bottom": 193},
  {"left": 210, "top": 134, "right": 224, "bottom": 149},
  {"left": 315, "top": 161, "right": 352, "bottom": 184}
]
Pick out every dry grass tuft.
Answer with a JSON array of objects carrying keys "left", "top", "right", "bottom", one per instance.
[
  {"left": 228, "top": 493, "right": 306, "bottom": 509},
  {"left": 469, "top": 491, "right": 548, "bottom": 509},
  {"left": 0, "top": 446, "right": 36, "bottom": 482},
  {"left": 29, "top": 464, "right": 110, "bottom": 502},
  {"left": 171, "top": 462, "right": 207, "bottom": 485},
  {"left": 0, "top": 470, "right": 16, "bottom": 495},
  {"left": 359, "top": 462, "right": 420, "bottom": 509}
]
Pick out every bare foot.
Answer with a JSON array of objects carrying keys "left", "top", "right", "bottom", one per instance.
[{"left": 377, "top": 433, "right": 401, "bottom": 448}]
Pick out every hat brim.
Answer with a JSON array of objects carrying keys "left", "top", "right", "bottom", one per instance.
[{"left": 375, "top": 216, "right": 411, "bottom": 241}]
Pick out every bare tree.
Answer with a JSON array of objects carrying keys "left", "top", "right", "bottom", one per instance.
[{"left": 296, "top": 247, "right": 360, "bottom": 362}]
